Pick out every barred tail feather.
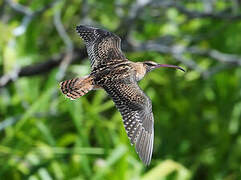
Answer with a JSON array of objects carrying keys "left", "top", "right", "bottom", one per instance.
[{"left": 59, "top": 76, "right": 94, "bottom": 100}]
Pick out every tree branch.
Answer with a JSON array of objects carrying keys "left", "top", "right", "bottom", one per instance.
[
  {"left": 6, "top": 0, "right": 59, "bottom": 36},
  {"left": 132, "top": 40, "right": 241, "bottom": 76},
  {"left": 53, "top": 1, "right": 74, "bottom": 81},
  {"left": 151, "top": 1, "right": 241, "bottom": 20},
  {"left": 0, "top": 48, "right": 87, "bottom": 88},
  {"left": 2, "top": 0, "right": 241, "bottom": 88}
]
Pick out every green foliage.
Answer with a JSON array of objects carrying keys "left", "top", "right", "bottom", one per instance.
[{"left": 0, "top": 0, "right": 241, "bottom": 180}]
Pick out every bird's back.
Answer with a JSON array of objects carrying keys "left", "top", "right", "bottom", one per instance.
[{"left": 92, "top": 61, "right": 134, "bottom": 85}]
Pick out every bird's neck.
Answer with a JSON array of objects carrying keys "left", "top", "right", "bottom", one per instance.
[{"left": 132, "top": 62, "right": 146, "bottom": 81}]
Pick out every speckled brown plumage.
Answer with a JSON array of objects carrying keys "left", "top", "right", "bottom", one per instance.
[{"left": 60, "top": 25, "right": 185, "bottom": 165}]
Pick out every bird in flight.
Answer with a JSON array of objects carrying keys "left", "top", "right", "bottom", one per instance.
[{"left": 60, "top": 25, "right": 185, "bottom": 165}]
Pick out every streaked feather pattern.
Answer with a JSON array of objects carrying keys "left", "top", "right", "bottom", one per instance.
[
  {"left": 60, "top": 25, "right": 158, "bottom": 165},
  {"left": 102, "top": 80, "right": 154, "bottom": 165},
  {"left": 76, "top": 25, "right": 126, "bottom": 70},
  {"left": 60, "top": 76, "right": 94, "bottom": 100}
]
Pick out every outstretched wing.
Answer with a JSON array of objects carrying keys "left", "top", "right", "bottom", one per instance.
[
  {"left": 103, "top": 81, "right": 154, "bottom": 165},
  {"left": 76, "top": 25, "right": 126, "bottom": 70}
]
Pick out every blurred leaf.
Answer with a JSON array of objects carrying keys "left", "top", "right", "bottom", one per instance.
[{"left": 142, "top": 160, "right": 191, "bottom": 180}]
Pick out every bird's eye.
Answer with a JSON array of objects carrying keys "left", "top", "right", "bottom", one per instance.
[{"left": 145, "top": 62, "right": 156, "bottom": 66}]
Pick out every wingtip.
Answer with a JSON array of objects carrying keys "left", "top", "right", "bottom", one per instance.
[
  {"left": 76, "top": 25, "right": 85, "bottom": 32},
  {"left": 76, "top": 25, "right": 96, "bottom": 31},
  {"left": 144, "top": 159, "right": 151, "bottom": 166},
  {"left": 135, "top": 129, "right": 153, "bottom": 166}
]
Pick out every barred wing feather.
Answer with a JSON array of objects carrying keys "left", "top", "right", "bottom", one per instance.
[
  {"left": 103, "top": 82, "right": 154, "bottom": 165},
  {"left": 76, "top": 25, "right": 126, "bottom": 70}
]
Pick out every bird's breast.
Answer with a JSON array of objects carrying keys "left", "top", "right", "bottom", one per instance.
[{"left": 134, "top": 64, "right": 146, "bottom": 81}]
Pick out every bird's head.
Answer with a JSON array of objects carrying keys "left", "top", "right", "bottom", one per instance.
[{"left": 143, "top": 61, "right": 185, "bottom": 73}]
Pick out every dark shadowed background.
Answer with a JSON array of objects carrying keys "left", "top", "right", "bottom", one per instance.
[{"left": 0, "top": 0, "right": 241, "bottom": 179}]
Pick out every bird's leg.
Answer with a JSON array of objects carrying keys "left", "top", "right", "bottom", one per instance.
[{"left": 59, "top": 75, "right": 94, "bottom": 100}]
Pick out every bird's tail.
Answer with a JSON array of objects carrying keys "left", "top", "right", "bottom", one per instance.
[{"left": 59, "top": 75, "right": 94, "bottom": 100}]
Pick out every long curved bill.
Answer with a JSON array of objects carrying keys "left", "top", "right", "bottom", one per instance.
[{"left": 155, "top": 64, "right": 185, "bottom": 72}]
